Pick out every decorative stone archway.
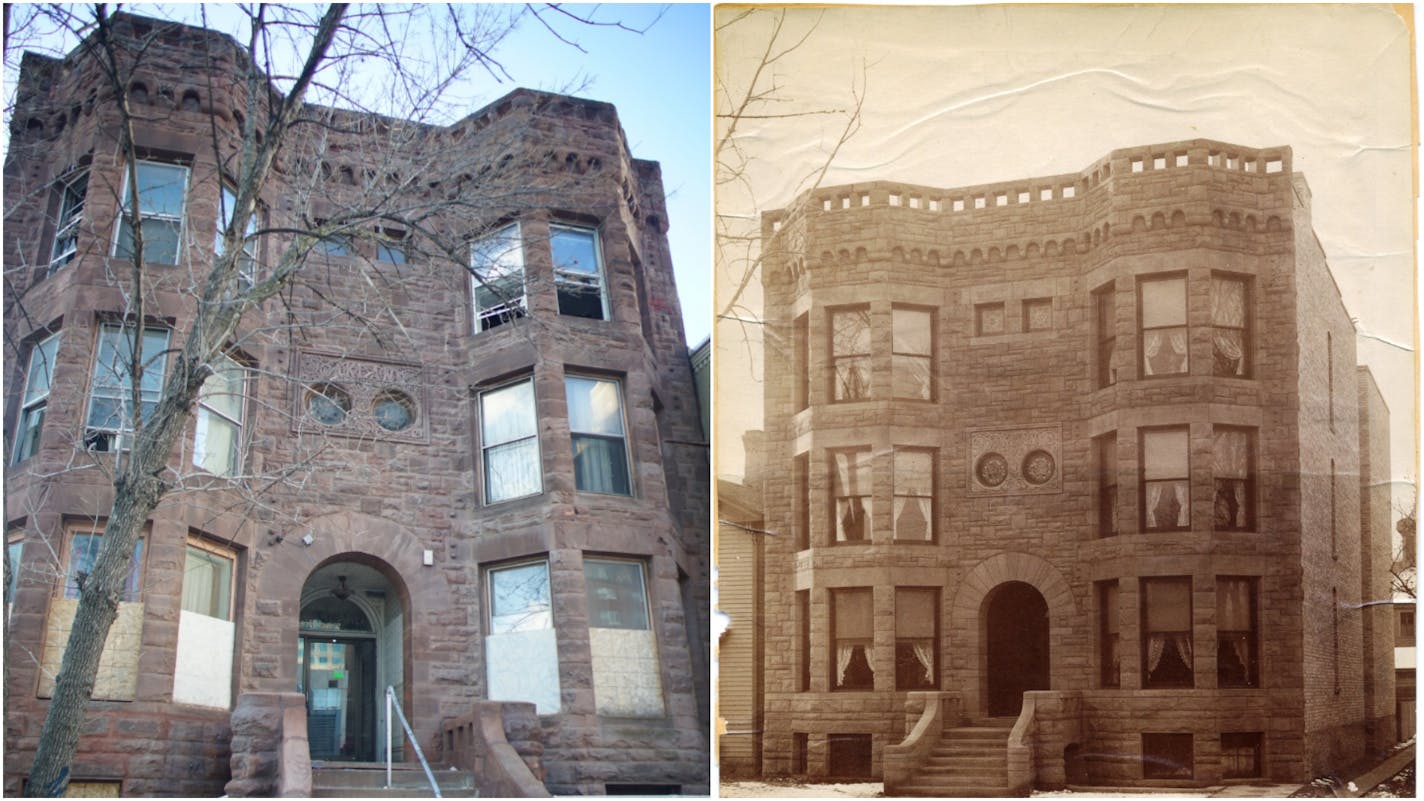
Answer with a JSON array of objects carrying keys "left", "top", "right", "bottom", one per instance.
[{"left": 950, "top": 552, "right": 1076, "bottom": 720}]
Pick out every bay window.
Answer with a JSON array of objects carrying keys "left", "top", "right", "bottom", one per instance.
[
  {"left": 1094, "top": 284, "right": 1116, "bottom": 387},
  {"left": 49, "top": 170, "right": 88, "bottom": 271},
  {"left": 12, "top": 332, "right": 60, "bottom": 464},
  {"left": 216, "top": 186, "right": 258, "bottom": 287},
  {"left": 173, "top": 539, "right": 237, "bottom": 708},
  {"left": 193, "top": 354, "right": 246, "bottom": 477},
  {"left": 85, "top": 324, "right": 170, "bottom": 452},
  {"left": 584, "top": 557, "right": 662, "bottom": 716},
  {"left": 479, "top": 379, "right": 541, "bottom": 503},
  {"left": 1141, "top": 427, "right": 1189, "bottom": 531},
  {"left": 565, "top": 375, "right": 630, "bottom": 495},
  {"left": 114, "top": 160, "right": 189, "bottom": 265},
  {"left": 472, "top": 223, "right": 525, "bottom": 331},
  {"left": 1096, "top": 432, "right": 1119, "bottom": 537},
  {"left": 1139, "top": 275, "right": 1188, "bottom": 376},
  {"left": 1098, "top": 580, "right": 1120, "bottom": 687},
  {"left": 485, "top": 559, "right": 560, "bottom": 713}
]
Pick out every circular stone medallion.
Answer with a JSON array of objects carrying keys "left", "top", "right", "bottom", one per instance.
[
  {"left": 976, "top": 452, "right": 1009, "bottom": 487},
  {"left": 1022, "top": 449, "right": 1056, "bottom": 485}
]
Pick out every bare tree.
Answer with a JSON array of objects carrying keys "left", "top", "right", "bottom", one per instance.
[
  {"left": 1391, "top": 486, "right": 1416, "bottom": 599},
  {"left": 3, "top": 4, "right": 645, "bottom": 794}
]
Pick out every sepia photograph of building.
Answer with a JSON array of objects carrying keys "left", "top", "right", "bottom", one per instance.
[
  {"left": 3, "top": 6, "right": 710, "bottom": 797},
  {"left": 714, "top": 5, "right": 1416, "bottom": 795}
]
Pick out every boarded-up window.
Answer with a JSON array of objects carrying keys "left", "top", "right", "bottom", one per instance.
[
  {"left": 174, "top": 539, "right": 236, "bottom": 708},
  {"left": 485, "top": 559, "right": 559, "bottom": 714}
]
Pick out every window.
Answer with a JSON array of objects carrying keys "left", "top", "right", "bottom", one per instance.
[
  {"left": 827, "top": 734, "right": 873, "bottom": 777},
  {"left": 584, "top": 558, "right": 649, "bottom": 630},
  {"left": 471, "top": 223, "right": 525, "bottom": 331},
  {"left": 1221, "top": 733, "right": 1262, "bottom": 779},
  {"left": 1095, "top": 284, "right": 1116, "bottom": 387},
  {"left": 216, "top": 186, "right": 257, "bottom": 287},
  {"left": 796, "top": 590, "right": 810, "bottom": 691},
  {"left": 1096, "top": 432, "right": 1118, "bottom": 537},
  {"left": 193, "top": 355, "right": 246, "bottom": 477},
  {"left": 793, "top": 313, "right": 809, "bottom": 410},
  {"left": 1022, "top": 298, "right": 1052, "bottom": 332},
  {"left": 372, "top": 390, "right": 416, "bottom": 432},
  {"left": 85, "top": 324, "right": 170, "bottom": 452},
  {"left": 7, "top": 534, "right": 23, "bottom": 613},
  {"left": 479, "top": 379, "right": 540, "bottom": 503},
  {"left": 831, "top": 588, "right": 873, "bottom": 690},
  {"left": 829, "top": 307, "right": 871, "bottom": 401},
  {"left": 49, "top": 170, "right": 88, "bottom": 271},
  {"left": 829, "top": 448, "right": 872, "bottom": 543},
  {"left": 892, "top": 447, "right": 934, "bottom": 542},
  {"left": 1330, "top": 459, "right": 1338, "bottom": 558},
  {"left": 1217, "top": 577, "right": 1258, "bottom": 688},
  {"left": 314, "top": 232, "right": 353, "bottom": 257},
  {"left": 1140, "top": 275, "right": 1188, "bottom": 376},
  {"left": 892, "top": 306, "right": 933, "bottom": 400},
  {"left": 1142, "top": 577, "right": 1193, "bottom": 687},
  {"left": 304, "top": 382, "right": 351, "bottom": 425},
  {"left": 895, "top": 587, "right": 937, "bottom": 689},
  {"left": 551, "top": 224, "right": 608, "bottom": 320},
  {"left": 565, "top": 376, "right": 630, "bottom": 495},
  {"left": 376, "top": 231, "right": 406, "bottom": 264},
  {"left": 585, "top": 557, "right": 662, "bottom": 716},
  {"left": 114, "top": 160, "right": 188, "bottom": 265},
  {"left": 1327, "top": 332, "right": 1334, "bottom": 430},
  {"left": 1099, "top": 581, "right": 1120, "bottom": 687},
  {"left": 12, "top": 332, "right": 60, "bottom": 464},
  {"left": 975, "top": 302, "right": 1005, "bottom": 336},
  {"left": 489, "top": 560, "right": 553, "bottom": 633},
  {"left": 794, "top": 453, "right": 809, "bottom": 550},
  {"left": 792, "top": 733, "right": 809, "bottom": 773},
  {"left": 1332, "top": 586, "right": 1340, "bottom": 694},
  {"left": 65, "top": 533, "right": 144, "bottom": 601},
  {"left": 1141, "top": 428, "right": 1189, "bottom": 531},
  {"left": 1212, "top": 428, "right": 1255, "bottom": 531},
  {"left": 1142, "top": 733, "right": 1193, "bottom": 779},
  {"left": 1211, "top": 275, "right": 1250, "bottom": 377},
  {"left": 181, "top": 542, "right": 233, "bottom": 620}
]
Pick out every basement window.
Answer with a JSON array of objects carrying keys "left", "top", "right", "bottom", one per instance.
[
  {"left": 827, "top": 734, "right": 873, "bottom": 777},
  {"left": 1142, "top": 733, "right": 1193, "bottom": 779},
  {"left": 1221, "top": 733, "right": 1262, "bottom": 779}
]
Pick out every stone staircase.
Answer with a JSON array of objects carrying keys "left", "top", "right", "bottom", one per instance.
[
  {"left": 895, "top": 720, "right": 1015, "bottom": 797},
  {"left": 311, "top": 761, "right": 477, "bottom": 798}
]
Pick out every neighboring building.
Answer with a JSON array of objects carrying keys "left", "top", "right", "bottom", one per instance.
[
  {"left": 1393, "top": 599, "right": 1415, "bottom": 742},
  {"left": 746, "top": 140, "right": 1395, "bottom": 792},
  {"left": 716, "top": 431, "right": 766, "bottom": 778},
  {"left": 3, "top": 15, "right": 708, "bottom": 797}
]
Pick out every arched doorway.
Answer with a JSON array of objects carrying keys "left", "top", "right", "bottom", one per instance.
[
  {"left": 299, "top": 561, "right": 405, "bottom": 762},
  {"left": 984, "top": 581, "right": 1049, "bottom": 717}
]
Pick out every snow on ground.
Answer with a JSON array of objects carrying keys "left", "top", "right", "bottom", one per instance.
[{"left": 719, "top": 780, "right": 883, "bottom": 797}]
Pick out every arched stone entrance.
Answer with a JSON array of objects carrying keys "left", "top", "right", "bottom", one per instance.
[
  {"left": 298, "top": 558, "right": 408, "bottom": 762},
  {"left": 983, "top": 581, "right": 1049, "bottom": 717}
]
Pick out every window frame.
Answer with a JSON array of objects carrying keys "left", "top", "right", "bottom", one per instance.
[
  {"left": 1212, "top": 426, "right": 1256, "bottom": 532},
  {"left": 1220, "top": 732, "right": 1263, "bottom": 779},
  {"left": 830, "top": 587, "right": 874, "bottom": 691},
  {"left": 564, "top": 374, "right": 632, "bottom": 496},
  {"left": 62, "top": 529, "right": 145, "bottom": 603},
  {"left": 485, "top": 557, "right": 554, "bottom": 635},
  {"left": 478, "top": 377, "right": 542, "bottom": 504},
  {"left": 112, "top": 159, "right": 190, "bottom": 266},
  {"left": 1142, "top": 732, "right": 1194, "bottom": 780},
  {"left": 84, "top": 323, "right": 172, "bottom": 453},
  {"left": 1216, "top": 577, "right": 1259, "bottom": 689},
  {"left": 550, "top": 223, "right": 609, "bottom": 321},
  {"left": 181, "top": 537, "right": 236, "bottom": 621},
  {"left": 828, "top": 447, "right": 873, "bottom": 544},
  {"left": 892, "top": 446, "right": 936, "bottom": 543},
  {"left": 891, "top": 304, "right": 935, "bottom": 401},
  {"left": 1140, "top": 576, "right": 1194, "bottom": 689},
  {"left": 583, "top": 556, "right": 651, "bottom": 631},
  {"left": 794, "top": 452, "right": 810, "bottom": 551},
  {"left": 1096, "top": 432, "right": 1119, "bottom": 537},
  {"left": 1137, "top": 273, "right": 1189, "bottom": 378},
  {"left": 1094, "top": 283, "right": 1116, "bottom": 388},
  {"left": 796, "top": 589, "right": 810, "bottom": 691},
  {"left": 1098, "top": 580, "right": 1120, "bottom": 688},
  {"left": 793, "top": 313, "right": 809, "bottom": 410},
  {"left": 216, "top": 184, "right": 259, "bottom": 288},
  {"left": 193, "top": 353, "right": 248, "bottom": 478},
  {"left": 827, "top": 305, "right": 872, "bottom": 402},
  {"left": 1210, "top": 273, "right": 1252, "bottom": 378},
  {"left": 1140, "top": 426, "right": 1191, "bottom": 533},
  {"left": 49, "top": 169, "right": 89, "bottom": 272},
  {"left": 12, "top": 331, "right": 61, "bottom": 464},
  {"left": 471, "top": 222, "right": 526, "bottom": 332},
  {"left": 894, "top": 586, "right": 939, "bottom": 690}
]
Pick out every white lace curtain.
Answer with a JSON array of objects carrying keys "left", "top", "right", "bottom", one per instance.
[
  {"left": 1145, "top": 633, "right": 1193, "bottom": 673},
  {"left": 1146, "top": 481, "right": 1189, "bottom": 528},
  {"left": 1143, "top": 329, "right": 1188, "bottom": 375},
  {"left": 1218, "top": 579, "right": 1253, "bottom": 669},
  {"left": 911, "top": 642, "right": 934, "bottom": 684}
]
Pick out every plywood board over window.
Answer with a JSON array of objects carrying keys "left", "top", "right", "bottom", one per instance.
[{"left": 38, "top": 528, "right": 146, "bottom": 700}]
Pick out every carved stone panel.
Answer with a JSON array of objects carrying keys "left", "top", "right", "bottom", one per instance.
[
  {"left": 291, "top": 350, "right": 431, "bottom": 443},
  {"left": 967, "top": 426, "right": 1061, "bottom": 494}
]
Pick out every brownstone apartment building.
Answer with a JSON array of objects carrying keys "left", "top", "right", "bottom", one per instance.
[
  {"left": 726, "top": 139, "right": 1396, "bottom": 793},
  {"left": 3, "top": 15, "right": 708, "bottom": 796}
]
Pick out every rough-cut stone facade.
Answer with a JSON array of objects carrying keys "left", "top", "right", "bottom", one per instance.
[
  {"left": 750, "top": 139, "right": 1394, "bottom": 788},
  {"left": 3, "top": 14, "right": 708, "bottom": 796}
]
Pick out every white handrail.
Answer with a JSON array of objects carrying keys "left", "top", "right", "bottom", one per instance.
[{"left": 386, "top": 685, "right": 442, "bottom": 797}]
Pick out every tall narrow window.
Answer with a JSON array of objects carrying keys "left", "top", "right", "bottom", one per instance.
[
  {"left": 1141, "top": 577, "right": 1193, "bottom": 687},
  {"left": 486, "top": 560, "right": 560, "bottom": 713},
  {"left": 829, "top": 448, "right": 873, "bottom": 543},
  {"left": 7, "top": 533, "right": 24, "bottom": 617},
  {"left": 193, "top": 354, "right": 246, "bottom": 477},
  {"left": 1094, "top": 284, "right": 1116, "bottom": 387},
  {"left": 1330, "top": 459, "right": 1337, "bottom": 559},
  {"left": 216, "top": 186, "right": 258, "bottom": 288},
  {"left": 585, "top": 558, "right": 662, "bottom": 716},
  {"left": 1212, "top": 428, "right": 1255, "bottom": 531},
  {"left": 1141, "top": 427, "right": 1190, "bottom": 531},
  {"left": 479, "top": 379, "right": 541, "bottom": 503},
  {"left": 829, "top": 307, "right": 871, "bottom": 401},
  {"left": 565, "top": 375, "right": 630, "bottom": 495},
  {"left": 892, "top": 306, "right": 933, "bottom": 400},
  {"left": 1332, "top": 587, "right": 1340, "bottom": 694},
  {"left": 1217, "top": 577, "right": 1258, "bottom": 688},
  {"left": 85, "top": 325, "right": 170, "bottom": 452},
  {"left": 49, "top": 170, "right": 88, "bottom": 271},
  {"left": 797, "top": 590, "right": 810, "bottom": 691},
  {"left": 12, "top": 332, "right": 61, "bottom": 464},
  {"left": 794, "top": 313, "right": 809, "bottom": 411},
  {"left": 831, "top": 588, "right": 873, "bottom": 690},
  {"left": 1211, "top": 275, "right": 1250, "bottom": 376},
  {"left": 173, "top": 539, "right": 237, "bottom": 708},
  {"left": 794, "top": 453, "right": 809, "bottom": 550},
  {"left": 551, "top": 224, "right": 608, "bottom": 320},
  {"left": 1096, "top": 432, "right": 1118, "bottom": 537},
  {"left": 1139, "top": 275, "right": 1188, "bottom": 376},
  {"left": 894, "top": 587, "right": 937, "bottom": 690},
  {"left": 114, "top": 160, "right": 189, "bottom": 265},
  {"left": 892, "top": 447, "right": 934, "bottom": 542},
  {"left": 1327, "top": 332, "right": 1334, "bottom": 430},
  {"left": 471, "top": 223, "right": 525, "bottom": 331},
  {"left": 1099, "top": 580, "right": 1120, "bottom": 687}
]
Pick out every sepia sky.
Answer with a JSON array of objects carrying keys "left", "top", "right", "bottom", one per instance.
[{"left": 715, "top": 3, "right": 1417, "bottom": 506}]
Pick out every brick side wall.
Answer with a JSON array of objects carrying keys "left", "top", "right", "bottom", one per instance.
[{"left": 1357, "top": 368, "right": 1396, "bottom": 749}]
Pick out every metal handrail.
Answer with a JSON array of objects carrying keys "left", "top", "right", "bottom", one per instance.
[{"left": 386, "top": 685, "right": 441, "bottom": 797}]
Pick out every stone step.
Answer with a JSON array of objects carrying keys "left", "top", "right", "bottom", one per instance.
[
  {"left": 895, "top": 781, "right": 1011, "bottom": 797},
  {"left": 311, "top": 763, "right": 475, "bottom": 797},
  {"left": 924, "top": 755, "right": 1005, "bottom": 769}
]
